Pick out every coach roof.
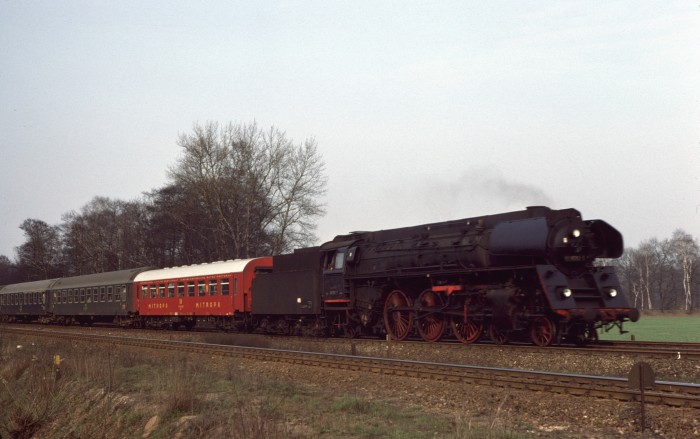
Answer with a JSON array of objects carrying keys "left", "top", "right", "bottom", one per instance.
[
  {"left": 0, "top": 279, "right": 59, "bottom": 294},
  {"left": 50, "top": 267, "right": 152, "bottom": 290},
  {"left": 133, "top": 259, "right": 264, "bottom": 283}
]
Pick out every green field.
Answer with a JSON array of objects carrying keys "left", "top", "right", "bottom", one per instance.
[{"left": 598, "top": 314, "right": 700, "bottom": 342}]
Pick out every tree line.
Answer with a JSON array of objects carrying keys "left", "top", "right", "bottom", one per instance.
[
  {"left": 0, "top": 121, "right": 327, "bottom": 283},
  {"left": 1, "top": 120, "right": 697, "bottom": 312},
  {"left": 611, "top": 229, "right": 698, "bottom": 313}
]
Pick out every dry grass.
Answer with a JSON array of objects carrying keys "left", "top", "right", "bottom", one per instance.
[{"left": 0, "top": 329, "right": 526, "bottom": 439}]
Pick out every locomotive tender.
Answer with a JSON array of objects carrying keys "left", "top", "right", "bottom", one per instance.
[{"left": 0, "top": 206, "right": 638, "bottom": 346}]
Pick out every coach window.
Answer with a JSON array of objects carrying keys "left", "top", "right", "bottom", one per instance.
[
  {"left": 177, "top": 282, "right": 185, "bottom": 298},
  {"left": 98, "top": 287, "right": 104, "bottom": 302},
  {"left": 93, "top": 288, "right": 98, "bottom": 302},
  {"left": 107, "top": 286, "right": 113, "bottom": 302},
  {"left": 209, "top": 279, "right": 218, "bottom": 296},
  {"left": 198, "top": 281, "right": 206, "bottom": 297},
  {"left": 221, "top": 279, "right": 230, "bottom": 296},
  {"left": 187, "top": 281, "right": 195, "bottom": 297},
  {"left": 149, "top": 285, "right": 156, "bottom": 299},
  {"left": 115, "top": 286, "right": 122, "bottom": 302},
  {"left": 140, "top": 285, "right": 147, "bottom": 300},
  {"left": 158, "top": 284, "right": 165, "bottom": 298},
  {"left": 168, "top": 283, "right": 175, "bottom": 298}
]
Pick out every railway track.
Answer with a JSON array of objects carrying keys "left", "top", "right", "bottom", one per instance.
[
  {"left": 4, "top": 322, "right": 700, "bottom": 360},
  {"left": 4, "top": 326, "right": 700, "bottom": 409},
  {"left": 263, "top": 332, "right": 700, "bottom": 361}
]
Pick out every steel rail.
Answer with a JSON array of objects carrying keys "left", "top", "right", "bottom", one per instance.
[
  {"left": 4, "top": 323, "right": 699, "bottom": 360},
  {"left": 4, "top": 326, "right": 700, "bottom": 408}
]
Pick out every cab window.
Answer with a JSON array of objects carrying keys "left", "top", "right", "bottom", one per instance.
[{"left": 324, "top": 250, "right": 346, "bottom": 271}]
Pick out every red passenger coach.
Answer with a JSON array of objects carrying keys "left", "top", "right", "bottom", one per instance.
[{"left": 133, "top": 258, "right": 272, "bottom": 330}]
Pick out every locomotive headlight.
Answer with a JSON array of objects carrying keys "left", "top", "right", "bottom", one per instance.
[
  {"left": 561, "top": 288, "right": 572, "bottom": 299},
  {"left": 572, "top": 229, "right": 581, "bottom": 238},
  {"left": 296, "top": 297, "right": 302, "bottom": 304},
  {"left": 608, "top": 288, "right": 618, "bottom": 298}
]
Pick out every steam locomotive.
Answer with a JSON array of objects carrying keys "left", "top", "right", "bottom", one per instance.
[
  {"left": 0, "top": 206, "right": 638, "bottom": 346},
  {"left": 251, "top": 206, "right": 639, "bottom": 346}
]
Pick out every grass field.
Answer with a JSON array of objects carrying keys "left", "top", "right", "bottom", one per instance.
[
  {"left": 0, "top": 332, "right": 527, "bottom": 439},
  {"left": 598, "top": 313, "right": 700, "bottom": 342}
]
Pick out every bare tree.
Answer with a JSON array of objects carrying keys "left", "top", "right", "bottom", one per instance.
[
  {"left": 16, "top": 219, "right": 63, "bottom": 280},
  {"left": 62, "top": 197, "right": 152, "bottom": 274},
  {"left": 168, "top": 121, "right": 327, "bottom": 259},
  {"left": 670, "top": 229, "right": 698, "bottom": 312},
  {"left": 0, "top": 255, "right": 19, "bottom": 284},
  {"left": 612, "top": 250, "right": 643, "bottom": 309}
]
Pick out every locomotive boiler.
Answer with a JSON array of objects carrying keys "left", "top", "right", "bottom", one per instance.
[{"left": 251, "top": 206, "right": 639, "bottom": 346}]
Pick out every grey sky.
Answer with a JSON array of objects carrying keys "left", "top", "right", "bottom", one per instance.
[{"left": 1, "top": 1, "right": 698, "bottom": 259}]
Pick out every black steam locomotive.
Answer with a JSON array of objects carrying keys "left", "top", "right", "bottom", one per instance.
[{"left": 251, "top": 206, "right": 639, "bottom": 346}]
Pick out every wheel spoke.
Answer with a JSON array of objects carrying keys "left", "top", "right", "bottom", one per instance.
[
  {"left": 415, "top": 289, "right": 445, "bottom": 342},
  {"left": 488, "top": 324, "right": 508, "bottom": 345},
  {"left": 530, "top": 316, "right": 555, "bottom": 347},
  {"left": 450, "top": 299, "right": 482, "bottom": 344},
  {"left": 383, "top": 290, "right": 413, "bottom": 341}
]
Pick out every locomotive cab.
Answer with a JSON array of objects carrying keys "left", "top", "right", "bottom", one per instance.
[{"left": 319, "top": 240, "right": 357, "bottom": 304}]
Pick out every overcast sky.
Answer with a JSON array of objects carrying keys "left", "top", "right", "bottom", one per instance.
[{"left": 1, "top": 1, "right": 698, "bottom": 259}]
